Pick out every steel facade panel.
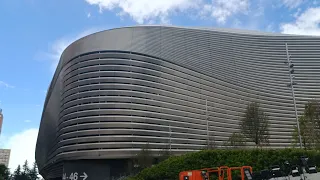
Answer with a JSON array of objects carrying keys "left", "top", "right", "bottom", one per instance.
[{"left": 36, "top": 26, "right": 320, "bottom": 179}]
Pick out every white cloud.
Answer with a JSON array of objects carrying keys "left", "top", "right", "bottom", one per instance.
[
  {"left": 201, "top": 0, "right": 249, "bottom": 24},
  {"left": 282, "top": 0, "right": 303, "bottom": 9},
  {"left": 24, "top": 120, "right": 31, "bottom": 123},
  {"left": 87, "top": 12, "right": 91, "bottom": 18},
  {"left": 1, "top": 128, "right": 38, "bottom": 172},
  {"left": 85, "top": 0, "right": 249, "bottom": 24},
  {"left": 280, "top": 7, "right": 320, "bottom": 35},
  {"left": 85, "top": 0, "right": 201, "bottom": 24},
  {"left": 39, "top": 28, "right": 103, "bottom": 72},
  {"left": 0, "top": 81, "right": 14, "bottom": 88}
]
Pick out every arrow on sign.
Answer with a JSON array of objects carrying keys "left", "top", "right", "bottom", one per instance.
[{"left": 80, "top": 172, "right": 88, "bottom": 180}]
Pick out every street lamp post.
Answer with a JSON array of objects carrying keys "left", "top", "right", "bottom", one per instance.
[
  {"left": 206, "top": 99, "right": 209, "bottom": 147},
  {"left": 169, "top": 124, "right": 172, "bottom": 153},
  {"left": 285, "top": 43, "right": 302, "bottom": 149}
]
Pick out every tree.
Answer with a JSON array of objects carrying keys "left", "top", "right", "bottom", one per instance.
[
  {"left": 223, "top": 132, "right": 246, "bottom": 148},
  {"left": 0, "top": 164, "right": 10, "bottom": 180},
  {"left": 292, "top": 115, "right": 310, "bottom": 149},
  {"left": 292, "top": 99, "right": 320, "bottom": 149},
  {"left": 304, "top": 99, "right": 320, "bottom": 148},
  {"left": 206, "top": 132, "right": 216, "bottom": 150},
  {"left": 240, "top": 102, "right": 269, "bottom": 146},
  {"left": 10, "top": 160, "right": 40, "bottom": 180},
  {"left": 10, "top": 161, "right": 30, "bottom": 180},
  {"left": 158, "top": 146, "right": 171, "bottom": 163},
  {"left": 29, "top": 162, "right": 39, "bottom": 180},
  {"left": 13, "top": 165, "right": 22, "bottom": 180},
  {"left": 134, "top": 143, "right": 153, "bottom": 170},
  {"left": 21, "top": 160, "right": 30, "bottom": 180}
]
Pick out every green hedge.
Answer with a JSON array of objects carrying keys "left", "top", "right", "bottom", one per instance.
[{"left": 128, "top": 149, "right": 320, "bottom": 180}]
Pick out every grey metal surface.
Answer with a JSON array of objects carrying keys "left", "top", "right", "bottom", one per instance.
[{"left": 35, "top": 26, "right": 320, "bottom": 179}]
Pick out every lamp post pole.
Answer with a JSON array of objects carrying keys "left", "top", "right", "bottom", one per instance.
[
  {"left": 285, "top": 43, "right": 302, "bottom": 149},
  {"left": 169, "top": 124, "right": 172, "bottom": 153},
  {"left": 206, "top": 99, "right": 209, "bottom": 148}
]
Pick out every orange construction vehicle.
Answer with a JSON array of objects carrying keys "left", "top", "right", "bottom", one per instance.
[{"left": 179, "top": 166, "right": 253, "bottom": 180}]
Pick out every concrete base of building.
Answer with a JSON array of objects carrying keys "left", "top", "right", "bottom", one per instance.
[{"left": 44, "top": 159, "right": 134, "bottom": 180}]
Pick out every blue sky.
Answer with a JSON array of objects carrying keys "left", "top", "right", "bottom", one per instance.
[{"left": 1, "top": 0, "right": 320, "bottom": 171}]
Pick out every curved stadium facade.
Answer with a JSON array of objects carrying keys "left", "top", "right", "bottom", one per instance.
[{"left": 36, "top": 26, "right": 320, "bottom": 179}]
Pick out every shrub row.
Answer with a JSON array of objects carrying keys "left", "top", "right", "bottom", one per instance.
[{"left": 128, "top": 148, "right": 320, "bottom": 180}]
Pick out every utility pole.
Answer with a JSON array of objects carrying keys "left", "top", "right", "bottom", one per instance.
[
  {"left": 285, "top": 43, "right": 302, "bottom": 149},
  {"left": 206, "top": 99, "right": 209, "bottom": 147},
  {"left": 169, "top": 124, "right": 172, "bottom": 153}
]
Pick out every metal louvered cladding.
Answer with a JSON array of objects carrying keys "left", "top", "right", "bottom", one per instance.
[{"left": 36, "top": 26, "right": 320, "bottom": 179}]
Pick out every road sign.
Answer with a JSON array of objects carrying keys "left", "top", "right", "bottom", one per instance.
[
  {"left": 62, "top": 172, "right": 88, "bottom": 180},
  {"left": 80, "top": 172, "right": 88, "bottom": 180},
  {"left": 63, "top": 160, "right": 110, "bottom": 180}
]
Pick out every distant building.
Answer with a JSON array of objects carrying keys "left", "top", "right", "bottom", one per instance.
[
  {"left": 0, "top": 109, "right": 11, "bottom": 168},
  {"left": 0, "top": 149, "right": 10, "bottom": 167}
]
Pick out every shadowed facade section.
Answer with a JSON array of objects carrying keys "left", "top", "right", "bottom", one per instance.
[{"left": 35, "top": 26, "right": 320, "bottom": 179}]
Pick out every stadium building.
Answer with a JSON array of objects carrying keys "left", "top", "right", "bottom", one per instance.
[{"left": 35, "top": 26, "right": 320, "bottom": 180}]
